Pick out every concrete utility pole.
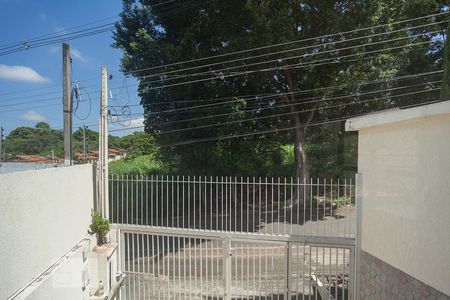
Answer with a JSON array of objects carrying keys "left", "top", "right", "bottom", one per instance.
[
  {"left": 62, "top": 43, "right": 73, "bottom": 166},
  {"left": 0, "top": 126, "right": 4, "bottom": 165},
  {"left": 98, "top": 66, "right": 109, "bottom": 219},
  {"left": 82, "top": 125, "right": 87, "bottom": 160}
]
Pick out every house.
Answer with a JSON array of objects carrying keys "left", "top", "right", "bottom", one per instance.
[
  {"left": 74, "top": 148, "right": 127, "bottom": 162},
  {"left": 346, "top": 100, "right": 450, "bottom": 298}
]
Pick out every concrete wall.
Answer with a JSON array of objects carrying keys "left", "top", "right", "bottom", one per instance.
[
  {"left": 359, "top": 250, "right": 450, "bottom": 300},
  {"left": 357, "top": 114, "right": 450, "bottom": 296},
  {"left": 15, "top": 238, "right": 94, "bottom": 300},
  {"left": 0, "top": 164, "right": 94, "bottom": 299}
]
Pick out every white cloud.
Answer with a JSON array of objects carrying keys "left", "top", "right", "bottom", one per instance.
[
  {"left": 48, "top": 46, "right": 87, "bottom": 62},
  {"left": 0, "top": 64, "right": 50, "bottom": 83},
  {"left": 21, "top": 111, "right": 47, "bottom": 122},
  {"left": 110, "top": 117, "right": 145, "bottom": 136},
  {"left": 71, "top": 48, "right": 86, "bottom": 62},
  {"left": 128, "top": 118, "right": 145, "bottom": 128}
]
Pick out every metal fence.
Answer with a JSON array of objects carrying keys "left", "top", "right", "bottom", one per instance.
[
  {"left": 119, "top": 229, "right": 354, "bottom": 300},
  {"left": 109, "top": 175, "right": 355, "bottom": 239}
]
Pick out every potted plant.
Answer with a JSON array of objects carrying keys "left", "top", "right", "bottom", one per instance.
[{"left": 89, "top": 210, "right": 110, "bottom": 245}]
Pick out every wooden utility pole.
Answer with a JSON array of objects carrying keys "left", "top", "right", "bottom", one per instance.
[
  {"left": 82, "top": 125, "right": 87, "bottom": 160},
  {"left": 0, "top": 126, "right": 4, "bottom": 165},
  {"left": 62, "top": 43, "right": 73, "bottom": 166},
  {"left": 98, "top": 66, "right": 109, "bottom": 219}
]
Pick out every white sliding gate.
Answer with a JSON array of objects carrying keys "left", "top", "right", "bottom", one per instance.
[{"left": 110, "top": 176, "right": 357, "bottom": 299}]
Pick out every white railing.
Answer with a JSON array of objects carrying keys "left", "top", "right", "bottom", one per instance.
[
  {"left": 109, "top": 175, "right": 355, "bottom": 239},
  {"left": 118, "top": 230, "right": 354, "bottom": 300}
]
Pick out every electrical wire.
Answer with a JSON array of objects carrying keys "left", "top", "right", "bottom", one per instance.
[
  {"left": 0, "top": 19, "right": 443, "bottom": 106},
  {"left": 126, "top": 21, "right": 446, "bottom": 81},
  {"left": 157, "top": 99, "right": 445, "bottom": 148},
  {"left": 0, "top": 11, "right": 445, "bottom": 97},
  {"left": 138, "top": 70, "right": 444, "bottom": 115},
  {"left": 123, "top": 11, "right": 449, "bottom": 75},
  {"left": 72, "top": 83, "right": 92, "bottom": 121},
  {"left": 0, "top": 37, "right": 433, "bottom": 108},
  {"left": 0, "top": 0, "right": 214, "bottom": 57},
  {"left": 157, "top": 88, "right": 440, "bottom": 135},
  {"left": 103, "top": 80, "right": 441, "bottom": 131}
]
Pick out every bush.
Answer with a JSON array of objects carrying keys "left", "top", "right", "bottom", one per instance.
[
  {"left": 332, "top": 196, "right": 351, "bottom": 208},
  {"left": 90, "top": 210, "right": 110, "bottom": 237},
  {"left": 109, "top": 155, "right": 168, "bottom": 176}
]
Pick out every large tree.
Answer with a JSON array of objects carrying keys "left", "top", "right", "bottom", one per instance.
[{"left": 114, "top": 0, "right": 446, "bottom": 180}]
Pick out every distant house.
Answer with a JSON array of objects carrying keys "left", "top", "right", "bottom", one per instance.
[
  {"left": 5, "top": 154, "right": 62, "bottom": 164},
  {"left": 74, "top": 148, "right": 127, "bottom": 162}
]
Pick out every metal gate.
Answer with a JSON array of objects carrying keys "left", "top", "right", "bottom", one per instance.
[{"left": 110, "top": 176, "right": 357, "bottom": 299}]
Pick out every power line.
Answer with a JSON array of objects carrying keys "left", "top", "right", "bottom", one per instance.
[
  {"left": 133, "top": 38, "right": 440, "bottom": 91},
  {"left": 152, "top": 81, "right": 442, "bottom": 127},
  {"left": 109, "top": 88, "right": 439, "bottom": 134},
  {"left": 0, "top": 69, "right": 440, "bottom": 116},
  {"left": 140, "top": 70, "right": 443, "bottom": 114},
  {"left": 0, "top": 10, "right": 445, "bottom": 97},
  {"left": 127, "top": 21, "right": 446, "bottom": 81},
  {"left": 0, "top": 103, "right": 61, "bottom": 115},
  {"left": 0, "top": 0, "right": 214, "bottom": 57},
  {"left": 123, "top": 11, "right": 448, "bottom": 75},
  {"left": 157, "top": 88, "right": 440, "bottom": 135},
  {"left": 157, "top": 99, "right": 443, "bottom": 148},
  {"left": 110, "top": 79, "right": 442, "bottom": 118},
  {"left": 0, "top": 36, "right": 434, "bottom": 107},
  {"left": 115, "top": 69, "right": 442, "bottom": 108},
  {"left": 0, "top": 16, "right": 443, "bottom": 104}
]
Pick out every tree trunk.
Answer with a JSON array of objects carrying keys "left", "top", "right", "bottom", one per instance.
[
  {"left": 291, "top": 114, "right": 311, "bottom": 207},
  {"left": 281, "top": 69, "right": 315, "bottom": 207},
  {"left": 293, "top": 125, "right": 310, "bottom": 183}
]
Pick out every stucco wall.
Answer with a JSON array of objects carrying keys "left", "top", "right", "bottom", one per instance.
[
  {"left": 357, "top": 114, "right": 450, "bottom": 296},
  {"left": 15, "top": 238, "right": 93, "bottom": 300},
  {"left": 0, "top": 164, "right": 94, "bottom": 299}
]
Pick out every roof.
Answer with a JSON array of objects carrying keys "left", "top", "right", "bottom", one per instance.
[
  {"left": 5, "top": 155, "right": 62, "bottom": 164},
  {"left": 73, "top": 148, "right": 127, "bottom": 160},
  {"left": 345, "top": 100, "right": 450, "bottom": 131}
]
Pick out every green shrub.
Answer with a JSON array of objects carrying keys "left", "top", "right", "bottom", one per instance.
[
  {"left": 332, "top": 196, "right": 351, "bottom": 208},
  {"left": 90, "top": 210, "right": 110, "bottom": 236}
]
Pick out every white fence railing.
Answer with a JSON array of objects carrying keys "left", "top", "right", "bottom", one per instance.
[
  {"left": 109, "top": 176, "right": 355, "bottom": 239},
  {"left": 119, "top": 229, "right": 354, "bottom": 300}
]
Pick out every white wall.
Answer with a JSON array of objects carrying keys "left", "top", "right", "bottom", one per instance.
[
  {"left": 0, "top": 164, "right": 94, "bottom": 299},
  {"left": 15, "top": 238, "right": 93, "bottom": 300},
  {"left": 357, "top": 114, "right": 450, "bottom": 295}
]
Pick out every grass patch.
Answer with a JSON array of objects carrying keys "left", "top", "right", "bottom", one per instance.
[{"left": 109, "top": 155, "right": 167, "bottom": 176}]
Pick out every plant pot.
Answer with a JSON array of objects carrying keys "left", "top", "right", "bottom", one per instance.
[{"left": 96, "top": 232, "right": 108, "bottom": 245}]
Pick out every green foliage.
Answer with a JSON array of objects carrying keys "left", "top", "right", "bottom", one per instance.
[
  {"left": 89, "top": 210, "right": 110, "bottom": 235},
  {"left": 333, "top": 196, "right": 352, "bottom": 208},
  {"left": 109, "top": 155, "right": 167, "bottom": 176},
  {"left": 118, "top": 132, "right": 156, "bottom": 158},
  {"left": 35, "top": 122, "right": 50, "bottom": 129},
  {"left": 4, "top": 124, "right": 64, "bottom": 157},
  {"left": 113, "top": 0, "right": 446, "bottom": 177},
  {"left": 4, "top": 123, "right": 158, "bottom": 164}
]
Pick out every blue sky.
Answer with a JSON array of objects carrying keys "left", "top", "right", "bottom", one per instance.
[{"left": 0, "top": 0, "right": 144, "bottom": 136}]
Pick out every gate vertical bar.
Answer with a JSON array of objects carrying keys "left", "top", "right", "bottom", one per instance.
[
  {"left": 285, "top": 242, "right": 292, "bottom": 299},
  {"left": 223, "top": 237, "right": 232, "bottom": 300},
  {"left": 354, "top": 173, "right": 362, "bottom": 300}
]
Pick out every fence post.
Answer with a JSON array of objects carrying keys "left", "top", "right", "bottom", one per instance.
[
  {"left": 223, "top": 237, "right": 232, "bottom": 300},
  {"left": 354, "top": 173, "right": 363, "bottom": 299},
  {"left": 285, "top": 242, "right": 292, "bottom": 299}
]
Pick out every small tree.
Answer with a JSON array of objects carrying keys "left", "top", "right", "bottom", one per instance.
[{"left": 89, "top": 210, "right": 110, "bottom": 245}]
